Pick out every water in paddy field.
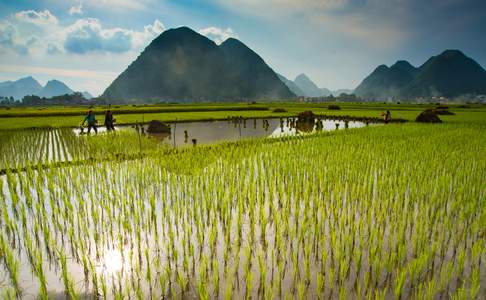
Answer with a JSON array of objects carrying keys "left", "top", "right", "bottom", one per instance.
[
  {"left": 1, "top": 157, "right": 485, "bottom": 300},
  {"left": 149, "top": 118, "right": 375, "bottom": 147},
  {"left": 73, "top": 118, "right": 374, "bottom": 147}
]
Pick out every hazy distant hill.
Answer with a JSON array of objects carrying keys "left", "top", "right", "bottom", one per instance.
[
  {"left": 0, "top": 77, "right": 81, "bottom": 100},
  {"left": 82, "top": 91, "right": 93, "bottom": 99},
  {"left": 355, "top": 50, "right": 486, "bottom": 100},
  {"left": 277, "top": 74, "right": 305, "bottom": 96},
  {"left": 294, "top": 74, "right": 327, "bottom": 97},
  {"left": 354, "top": 61, "right": 417, "bottom": 99},
  {"left": 320, "top": 87, "right": 332, "bottom": 97},
  {"left": 279, "top": 73, "right": 337, "bottom": 97},
  {"left": 102, "top": 27, "right": 294, "bottom": 101},
  {"left": 403, "top": 50, "right": 486, "bottom": 98},
  {"left": 38, "top": 80, "right": 73, "bottom": 98},
  {"left": 0, "top": 76, "right": 42, "bottom": 99},
  {"left": 334, "top": 89, "right": 354, "bottom": 95}
]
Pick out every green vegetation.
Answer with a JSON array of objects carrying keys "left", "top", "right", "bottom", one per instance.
[
  {"left": 0, "top": 104, "right": 484, "bottom": 298},
  {"left": 0, "top": 102, "right": 484, "bottom": 129},
  {"left": 0, "top": 103, "right": 270, "bottom": 118},
  {"left": 0, "top": 129, "right": 168, "bottom": 170}
]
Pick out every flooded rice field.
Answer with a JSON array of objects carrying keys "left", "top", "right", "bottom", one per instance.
[
  {"left": 73, "top": 117, "right": 373, "bottom": 148},
  {"left": 2, "top": 117, "right": 374, "bottom": 171},
  {"left": 0, "top": 123, "right": 485, "bottom": 299}
]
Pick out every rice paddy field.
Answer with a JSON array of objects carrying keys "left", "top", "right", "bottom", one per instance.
[{"left": 0, "top": 103, "right": 485, "bottom": 299}]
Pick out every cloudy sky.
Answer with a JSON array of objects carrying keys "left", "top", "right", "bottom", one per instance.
[{"left": 1, "top": 0, "right": 485, "bottom": 96}]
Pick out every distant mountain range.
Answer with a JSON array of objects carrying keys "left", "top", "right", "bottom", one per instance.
[
  {"left": 0, "top": 77, "right": 93, "bottom": 100},
  {"left": 277, "top": 74, "right": 304, "bottom": 96},
  {"left": 278, "top": 73, "right": 352, "bottom": 97},
  {"left": 38, "top": 79, "right": 73, "bottom": 98},
  {"left": 82, "top": 91, "right": 93, "bottom": 99},
  {"left": 102, "top": 27, "right": 294, "bottom": 101},
  {"left": 355, "top": 50, "right": 486, "bottom": 100},
  {"left": 0, "top": 76, "right": 43, "bottom": 100},
  {"left": 3, "top": 38, "right": 483, "bottom": 103},
  {"left": 334, "top": 89, "right": 354, "bottom": 95},
  {"left": 294, "top": 73, "right": 331, "bottom": 97}
]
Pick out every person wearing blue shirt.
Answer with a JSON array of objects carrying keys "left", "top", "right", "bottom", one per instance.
[{"left": 82, "top": 110, "right": 98, "bottom": 134}]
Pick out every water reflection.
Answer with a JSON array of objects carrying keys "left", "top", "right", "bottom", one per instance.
[
  {"left": 73, "top": 126, "right": 125, "bottom": 135},
  {"left": 101, "top": 249, "right": 123, "bottom": 274},
  {"left": 148, "top": 118, "right": 372, "bottom": 147},
  {"left": 72, "top": 118, "right": 373, "bottom": 147}
]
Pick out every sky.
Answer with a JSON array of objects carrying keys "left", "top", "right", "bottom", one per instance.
[{"left": 0, "top": 0, "right": 485, "bottom": 96}]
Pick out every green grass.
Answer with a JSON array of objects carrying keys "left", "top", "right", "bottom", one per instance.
[
  {"left": 0, "top": 103, "right": 270, "bottom": 118},
  {"left": 1, "top": 102, "right": 484, "bottom": 129}
]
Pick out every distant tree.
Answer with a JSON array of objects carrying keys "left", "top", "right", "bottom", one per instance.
[
  {"left": 20, "top": 92, "right": 90, "bottom": 106},
  {"left": 22, "top": 95, "right": 43, "bottom": 105}
]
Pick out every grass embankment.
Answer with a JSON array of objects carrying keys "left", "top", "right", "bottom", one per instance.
[
  {"left": 0, "top": 102, "right": 484, "bottom": 129},
  {"left": 0, "top": 103, "right": 270, "bottom": 118}
]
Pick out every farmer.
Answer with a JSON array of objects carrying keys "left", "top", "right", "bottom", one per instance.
[
  {"left": 104, "top": 110, "right": 115, "bottom": 131},
  {"left": 384, "top": 110, "right": 392, "bottom": 124},
  {"left": 82, "top": 110, "right": 98, "bottom": 134}
]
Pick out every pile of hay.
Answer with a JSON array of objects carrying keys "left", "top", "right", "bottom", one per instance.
[
  {"left": 416, "top": 109, "right": 442, "bottom": 123},
  {"left": 328, "top": 105, "right": 341, "bottom": 110},
  {"left": 297, "top": 111, "right": 315, "bottom": 122},
  {"left": 273, "top": 108, "right": 287, "bottom": 113},
  {"left": 147, "top": 120, "right": 171, "bottom": 133}
]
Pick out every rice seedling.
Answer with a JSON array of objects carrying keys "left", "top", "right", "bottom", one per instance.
[{"left": 0, "top": 120, "right": 484, "bottom": 299}]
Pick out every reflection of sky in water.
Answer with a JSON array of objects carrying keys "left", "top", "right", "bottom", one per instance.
[
  {"left": 98, "top": 248, "right": 127, "bottom": 276},
  {"left": 72, "top": 118, "right": 371, "bottom": 147},
  {"left": 158, "top": 118, "right": 370, "bottom": 147},
  {"left": 73, "top": 126, "right": 127, "bottom": 135},
  {"left": 271, "top": 119, "right": 366, "bottom": 137},
  {"left": 1, "top": 173, "right": 135, "bottom": 299}
]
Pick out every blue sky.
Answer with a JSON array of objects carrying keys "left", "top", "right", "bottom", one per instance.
[{"left": 1, "top": 0, "right": 485, "bottom": 96}]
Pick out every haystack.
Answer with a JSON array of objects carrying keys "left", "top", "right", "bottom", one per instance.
[
  {"left": 416, "top": 109, "right": 442, "bottom": 123},
  {"left": 147, "top": 120, "right": 171, "bottom": 133}
]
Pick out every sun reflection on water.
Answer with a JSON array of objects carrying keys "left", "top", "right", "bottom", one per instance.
[{"left": 97, "top": 248, "right": 130, "bottom": 276}]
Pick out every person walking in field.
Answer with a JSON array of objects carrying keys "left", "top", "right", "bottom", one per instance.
[
  {"left": 104, "top": 110, "right": 115, "bottom": 131},
  {"left": 82, "top": 110, "right": 98, "bottom": 134},
  {"left": 384, "top": 110, "right": 391, "bottom": 124},
  {"left": 381, "top": 110, "right": 392, "bottom": 124}
]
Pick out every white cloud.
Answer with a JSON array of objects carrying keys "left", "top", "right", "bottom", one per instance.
[
  {"left": 198, "top": 27, "right": 238, "bottom": 44},
  {"left": 131, "top": 19, "right": 165, "bottom": 48},
  {"left": 63, "top": 18, "right": 133, "bottom": 53},
  {"left": 0, "top": 21, "right": 29, "bottom": 54},
  {"left": 63, "top": 18, "right": 165, "bottom": 54},
  {"left": 5, "top": 10, "right": 62, "bottom": 55},
  {"left": 47, "top": 43, "right": 62, "bottom": 55},
  {"left": 0, "top": 9, "right": 167, "bottom": 56},
  {"left": 0, "top": 22, "right": 15, "bottom": 47},
  {"left": 14, "top": 10, "right": 58, "bottom": 26},
  {"left": 68, "top": 4, "right": 83, "bottom": 16}
]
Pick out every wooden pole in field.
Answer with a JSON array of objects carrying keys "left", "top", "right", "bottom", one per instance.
[{"left": 173, "top": 119, "right": 177, "bottom": 148}]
